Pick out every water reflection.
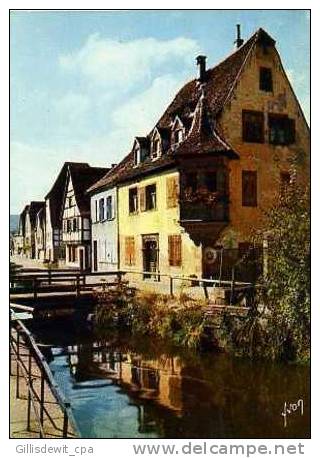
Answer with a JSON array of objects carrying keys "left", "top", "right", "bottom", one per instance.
[{"left": 34, "top": 325, "right": 310, "bottom": 439}]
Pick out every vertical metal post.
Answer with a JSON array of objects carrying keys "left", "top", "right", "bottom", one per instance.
[
  {"left": 117, "top": 271, "right": 122, "bottom": 283},
  {"left": 27, "top": 348, "right": 32, "bottom": 431},
  {"left": 16, "top": 329, "right": 20, "bottom": 398},
  {"left": 219, "top": 248, "right": 224, "bottom": 286},
  {"left": 169, "top": 276, "right": 174, "bottom": 297},
  {"left": 40, "top": 368, "right": 45, "bottom": 427},
  {"left": 48, "top": 269, "right": 52, "bottom": 285},
  {"left": 9, "top": 322, "right": 13, "bottom": 376}
]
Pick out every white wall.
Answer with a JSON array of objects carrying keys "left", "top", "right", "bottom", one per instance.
[{"left": 91, "top": 187, "right": 118, "bottom": 272}]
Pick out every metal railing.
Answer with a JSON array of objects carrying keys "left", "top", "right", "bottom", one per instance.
[{"left": 10, "top": 310, "right": 79, "bottom": 438}]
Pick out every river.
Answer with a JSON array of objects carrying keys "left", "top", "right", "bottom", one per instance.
[{"left": 32, "top": 320, "right": 310, "bottom": 439}]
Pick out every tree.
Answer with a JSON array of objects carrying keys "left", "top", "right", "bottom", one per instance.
[{"left": 261, "top": 179, "right": 310, "bottom": 361}]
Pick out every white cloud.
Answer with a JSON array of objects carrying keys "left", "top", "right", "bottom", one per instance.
[{"left": 59, "top": 34, "right": 200, "bottom": 90}]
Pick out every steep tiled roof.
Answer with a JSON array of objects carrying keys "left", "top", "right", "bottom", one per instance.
[
  {"left": 88, "top": 28, "right": 275, "bottom": 193},
  {"left": 69, "top": 164, "right": 109, "bottom": 214},
  {"left": 28, "top": 201, "right": 45, "bottom": 228}
]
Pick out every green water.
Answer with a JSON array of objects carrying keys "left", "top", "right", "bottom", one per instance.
[{"left": 33, "top": 322, "right": 310, "bottom": 439}]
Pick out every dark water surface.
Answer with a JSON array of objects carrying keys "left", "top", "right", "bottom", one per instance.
[{"left": 32, "top": 321, "right": 310, "bottom": 439}]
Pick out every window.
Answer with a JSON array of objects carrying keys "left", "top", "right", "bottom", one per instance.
[
  {"left": 106, "top": 196, "right": 113, "bottom": 220},
  {"left": 268, "top": 114, "right": 295, "bottom": 145},
  {"left": 95, "top": 200, "right": 98, "bottom": 222},
  {"left": 129, "top": 187, "right": 138, "bottom": 214},
  {"left": 204, "top": 172, "right": 217, "bottom": 192},
  {"left": 67, "top": 219, "right": 72, "bottom": 232},
  {"left": 72, "top": 218, "right": 77, "bottom": 232},
  {"left": 125, "top": 236, "right": 135, "bottom": 266},
  {"left": 166, "top": 176, "right": 179, "bottom": 208},
  {"left": 99, "top": 198, "right": 105, "bottom": 221},
  {"left": 168, "top": 235, "right": 182, "bottom": 267},
  {"left": 145, "top": 184, "right": 157, "bottom": 211},
  {"left": 242, "top": 171, "right": 257, "bottom": 207},
  {"left": 185, "top": 173, "right": 197, "bottom": 192},
  {"left": 280, "top": 171, "right": 291, "bottom": 193},
  {"left": 133, "top": 147, "right": 140, "bottom": 166},
  {"left": 151, "top": 138, "right": 160, "bottom": 159},
  {"left": 260, "top": 67, "right": 273, "bottom": 92},
  {"left": 173, "top": 129, "right": 184, "bottom": 145},
  {"left": 242, "top": 110, "right": 264, "bottom": 143}
]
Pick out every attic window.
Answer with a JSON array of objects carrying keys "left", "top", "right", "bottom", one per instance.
[
  {"left": 173, "top": 129, "right": 184, "bottom": 145},
  {"left": 151, "top": 138, "right": 160, "bottom": 159},
  {"left": 260, "top": 67, "right": 273, "bottom": 92},
  {"left": 134, "top": 147, "right": 140, "bottom": 166}
]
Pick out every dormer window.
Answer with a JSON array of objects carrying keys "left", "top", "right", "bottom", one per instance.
[
  {"left": 151, "top": 137, "right": 161, "bottom": 159},
  {"left": 174, "top": 129, "right": 184, "bottom": 144},
  {"left": 133, "top": 146, "right": 140, "bottom": 167},
  {"left": 171, "top": 116, "right": 185, "bottom": 147}
]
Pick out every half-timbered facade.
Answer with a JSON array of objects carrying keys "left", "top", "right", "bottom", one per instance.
[
  {"left": 61, "top": 163, "right": 108, "bottom": 270},
  {"left": 34, "top": 205, "right": 46, "bottom": 260},
  {"left": 24, "top": 201, "right": 45, "bottom": 259}
]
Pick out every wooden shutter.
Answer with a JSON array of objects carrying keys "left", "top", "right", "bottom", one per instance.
[
  {"left": 139, "top": 187, "right": 146, "bottom": 212},
  {"left": 167, "top": 176, "right": 179, "bottom": 208},
  {"left": 125, "top": 236, "right": 135, "bottom": 266},
  {"left": 168, "top": 235, "right": 182, "bottom": 267},
  {"left": 242, "top": 171, "right": 257, "bottom": 207}
]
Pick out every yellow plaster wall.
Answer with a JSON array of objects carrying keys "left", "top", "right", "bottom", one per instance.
[
  {"left": 216, "top": 43, "right": 310, "bottom": 246},
  {"left": 118, "top": 169, "right": 203, "bottom": 279}
]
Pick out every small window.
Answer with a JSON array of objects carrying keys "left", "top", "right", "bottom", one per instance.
[
  {"left": 95, "top": 200, "right": 98, "bottom": 222},
  {"left": 134, "top": 147, "right": 140, "bottom": 166},
  {"left": 173, "top": 129, "right": 183, "bottom": 145},
  {"left": 242, "top": 110, "right": 264, "bottom": 143},
  {"left": 168, "top": 235, "right": 182, "bottom": 267},
  {"left": 145, "top": 184, "right": 157, "bottom": 211},
  {"left": 268, "top": 114, "right": 295, "bottom": 146},
  {"left": 106, "top": 196, "right": 113, "bottom": 220},
  {"left": 242, "top": 171, "right": 257, "bottom": 207},
  {"left": 185, "top": 173, "right": 197, "bottom": 192},
  {"left": 68, "top": 196, "right": 73, "bottom": 207},
  {"left": 129, "top": 187, "right": 138, "bottom": 214},
  {"left": 204, "top": 172, "right": 217, "bottom": 192},
  {"left": 280, "top": 171, "right": 291, "bottom": 193},
  {"left": 125, "top": 236, "right": 135, "bottom": 266},
  {"left": 151, "top": 138, "right": 160, "bottom": 159},
  {"left": 99, "top": 198, "right": 105, "bottom": 221},
  {"left": 72, "top": 218, "right": 77, "bottom": 232},
  {"left": 67, "top": 219, "right": 72, "bottom": 232},
  {"left": 260, "top": 67, "right": 273, "bottom": 92}
]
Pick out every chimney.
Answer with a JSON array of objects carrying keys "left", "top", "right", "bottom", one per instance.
[
  {"left": 234, "top": 24, "right": 244, "bottom": 48},
  {"left": 111, "top": 163, "right": 117, "bottom": 168},
  {"left": 196, "top": 55, "right": 207, "bottom": 82}
]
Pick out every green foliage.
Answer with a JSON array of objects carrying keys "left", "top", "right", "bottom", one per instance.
[
  {"left": 94, "top": 286, "right": 207, "bottom": 349},
  {"left": 257, "top": 178, "right": 310, "bottom": 361}
]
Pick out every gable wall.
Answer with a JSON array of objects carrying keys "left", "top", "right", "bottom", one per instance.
[{"left": 217, "top": 43, "right": 310, "bottom": 246}]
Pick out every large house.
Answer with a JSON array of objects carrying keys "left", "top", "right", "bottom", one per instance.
[
  {"left": 61, "top": 163, "right": 108, "bottom": 270},
  {"left": 91, "top": 27, "right": 309, "bottom": 282}
]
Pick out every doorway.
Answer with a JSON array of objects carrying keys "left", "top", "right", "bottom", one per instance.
[{"left": 142, "top": 234, "right": 159, "bottom": 280}]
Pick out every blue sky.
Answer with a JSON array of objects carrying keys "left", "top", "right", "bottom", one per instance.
[{"left": 10, "top": 10, "right": 310, "bottom": 213}]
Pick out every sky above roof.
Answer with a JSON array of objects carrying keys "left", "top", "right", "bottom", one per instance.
[{"left": 10, "top": 9, "right": 310, "bottom": 213}]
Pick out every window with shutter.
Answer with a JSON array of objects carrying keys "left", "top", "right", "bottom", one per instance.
[
  {"left": 168, "top": 235, "right": 182, "bottom": 267},
  {"left": 166, "top": 176, "right": 179, "bottom": 208},
  {"left": 125, "top": 236, "right": 135, "bottom": 266},
  {"left": 129, "top": 187, "right": 138, "bottom": 214},
  {"left": 242, "top": 171, "right": 257, "bottom": 207},
  {"left": 259, "top": 67, "right": 273, "bottom": 92}
]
